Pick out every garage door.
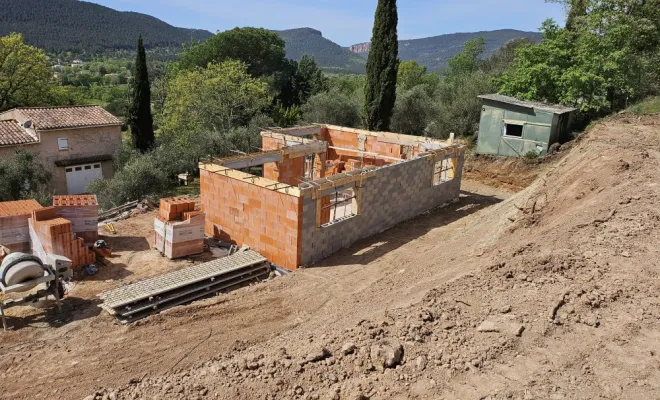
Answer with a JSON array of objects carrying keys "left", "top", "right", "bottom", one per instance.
[{"left": 65, "top": 163, "right": 103, "bottom": 194}]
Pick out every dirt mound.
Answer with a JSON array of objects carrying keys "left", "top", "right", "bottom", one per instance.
[
  {"left": 79, "top": 115, "right": 660, "bottom": 400},
  {"left": 463, "top": 150, "right": 564, "bottom": 192}
]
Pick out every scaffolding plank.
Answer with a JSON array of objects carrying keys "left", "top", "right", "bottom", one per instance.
[{"left": 98, "top": 250, "right": 267, "bottom": 309}]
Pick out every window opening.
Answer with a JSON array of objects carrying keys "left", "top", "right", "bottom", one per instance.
[
  {"left": 84, "top": 165, "right": 91, "bottom": 170},
  {"left": 65, "top": 167, "right": 72, "bottom": 173},
  {"left": 433, "top": 158, "right": 454, "bottom": 185},
  {"left": 75, "top": 166, "right": 82, "bottom": 171},
  {"left": 504, "top": 123, "right": 524, "bottom": 138},
  {"left": 93, "top": 164, "right": 101, "bottom": 169},
  {"left": 322, "top": 187, "right": 357, "bottom": 225},
  {"left": 57, "top": 137, "right": 69, "bottom": 150}
]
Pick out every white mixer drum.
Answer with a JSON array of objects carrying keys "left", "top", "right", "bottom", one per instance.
[{"left": 0, "top": 253, "right": 46, "bottom": 291}]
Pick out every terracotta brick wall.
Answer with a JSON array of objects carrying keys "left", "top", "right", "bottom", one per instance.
[
  {"left": 261, "top": 136, "right": 306, "bottom": 186},
  {"left": 200, "top": 169, "right": 303, "bottom": 270}
]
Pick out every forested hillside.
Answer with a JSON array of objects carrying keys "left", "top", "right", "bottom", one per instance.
[
  {"left": 0, "top": 0, "right": 212, "bottom": 52},
  {"left": 277, "top": 28, "right": 366, "bottom": 74},
  {"left": 350, "top": 29, "right": 542, "bottom": 71}
]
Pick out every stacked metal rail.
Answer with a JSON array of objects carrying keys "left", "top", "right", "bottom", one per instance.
[{"left": 98, "top": 250, "right": 270, "bottom": 322}]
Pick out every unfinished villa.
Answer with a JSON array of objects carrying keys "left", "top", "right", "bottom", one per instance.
[{"left": 199, "top": 125, "right": 467, "bottom": 270}]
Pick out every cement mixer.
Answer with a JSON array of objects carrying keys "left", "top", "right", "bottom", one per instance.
[{"left": 0, "top": 253, "right": 72, "bottom": 331}]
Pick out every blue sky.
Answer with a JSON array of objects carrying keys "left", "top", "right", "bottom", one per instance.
[{"left": 87, "top": 0, "right": 566, "bottom": 46}]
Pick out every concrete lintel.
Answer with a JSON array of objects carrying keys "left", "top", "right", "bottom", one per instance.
[
  {"left": 323, "top": 124, "right": 449, "bottom": 148},
  {"left": 261, "top": 131, "right": 315, "bottom": 143},
  {"left": 282, "top": 141, "right": 328, "bottom": 158},
  {"left": 222, "top": 152, "right": 282, "bottom": 169},
  {"left": 261, "top": 125, "right": 322, "bottom": 137},
  {"left": 318, "top": 182, "right": 357, "bottom": 197},
  {"left": 302, "top": 170, "right": 376, "bottom": 198}
]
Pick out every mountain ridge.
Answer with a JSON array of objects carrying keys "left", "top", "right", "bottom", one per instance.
[
  {"left": 0, "top": 0, "right": 541, "bottom": 73},
  {"left": 348, "top": 29, "right": 543, "bottom": 71},
  {"left": 0, "top": 0, "right": 213, "bottom": 52}
]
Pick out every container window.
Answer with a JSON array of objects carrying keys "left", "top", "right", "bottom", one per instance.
[{"left": 504, "top": 123, "right": 524, "bottom": 138}]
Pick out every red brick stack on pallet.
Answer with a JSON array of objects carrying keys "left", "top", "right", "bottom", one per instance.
[
  {"left": 0, "top": 200, "right": 44, "bottom": 253},
  {"left": 53, "top": 195, "right": 99, "bottom": 244},
  {"left": 154, "top": 198, "right": 205, "bottom": 259},
  {"left": 28, "top": 207, "right": 96, "bottom": 268}
]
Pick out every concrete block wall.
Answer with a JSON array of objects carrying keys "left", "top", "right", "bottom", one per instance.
[
  {"left": 200, "top": 168, "right": 303, "bottom": 269},
  {"left": 299, "top": 153, "right": 465, "bottom": 266}
]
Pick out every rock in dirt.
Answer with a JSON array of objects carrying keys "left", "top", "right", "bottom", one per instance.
[
  {"left": 307, "top": 346, "right": 331, "bottom": 363},
  {"left": 415, "top": 355, "right": 428, "bottom": 371},
  {"left": 342, "top": 342, "right": 357, "bottom": 355},
  {"left": 370, "top": 339, "right": 404, "bottom": 370},
  {"left": 477, "top": 315, "right": 525, "bottom": 336}
]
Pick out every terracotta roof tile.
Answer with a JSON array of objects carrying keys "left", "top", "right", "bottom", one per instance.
[
  {"left": 0, "top": 120, "right": 38, "bottom": 146},
  {"left": 13, "top": 105, "right": 122, "bottom": 130}
]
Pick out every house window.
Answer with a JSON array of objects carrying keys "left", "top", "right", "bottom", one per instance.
[
  {"left": 433, "top": 158, "right": 454, "bottom": 185},
  {"left": 320, "top": 187, "right": 359, "bottom": 227},
  {"left": 75, "top": 166, "right": 82, "bottom": 171},
  {"left": 65, "top": 167, "right": 73, "bottom": 173},
  {"left": 93, "top": 164, "right": 101, "bottom": 169},
  {"left": 504, "top": 123, "right": 524, "bottom": 138},
  {"left": 84, "top": 165, "right": 91, "bottom": 170},
  {"left": 57, "top": 137, "right": 69, "bottom": 150}
]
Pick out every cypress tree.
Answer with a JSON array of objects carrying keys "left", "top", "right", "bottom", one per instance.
[
  {"left": 364, "top": 0, "right": 399, "bottom": 131},
  {"left": 566, "top": 0, "right": 588, "bottom": 31},
  {"left": 129, "top": 35, "right": 154, "bottom": 152}
]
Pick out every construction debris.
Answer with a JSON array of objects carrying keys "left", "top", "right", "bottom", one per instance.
[
  {"left": 98, "top": 250, "right": 270, "bottom": 322},
  {"left": 98, "top": 199, "right": 154, "bottom": 223}
]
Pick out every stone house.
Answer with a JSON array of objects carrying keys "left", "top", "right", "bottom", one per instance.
[{"left": 0, "top": 106, "right": 123, "bottom": 194}]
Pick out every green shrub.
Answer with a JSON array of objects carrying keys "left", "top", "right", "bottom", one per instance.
[
  {"left": 301, "top": 90, "right": 362, "bottom": 128},
  {"left": 0, "top": 150, "right": 51, "bottom": 203},
  {"left": 524, "top": 150, "right": 540, "bottom": 159},
  {"left": 629, "top": 97, "right": 660, "bottom": 115},
  {"left": 87, "top": 152, "right": 171, "bottom": 210}
]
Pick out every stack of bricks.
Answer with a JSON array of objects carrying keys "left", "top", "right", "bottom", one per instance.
[
  {"left": 29, "top": 207, "right": 96, "bottom": 268},
  {"left": 0, "top": 200, "right": 44, "bottom": 252},
  {"left": 159, "top": 197, "right": 196, "bottom": 221},
  {"left": 154, "top": 198, "right": 205, "bottom": 259},
  {"left": 53, "top": 195, "right": 99, "bottom": 244}
]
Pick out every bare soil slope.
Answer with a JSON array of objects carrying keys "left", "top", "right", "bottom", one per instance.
[{"left": 2, "top": 115, "right": 659, "bottom": 400}]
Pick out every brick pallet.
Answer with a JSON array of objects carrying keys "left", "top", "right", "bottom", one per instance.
[
  {"left": 0, "top": 200, "right": 43, "bottom": 252},
  {"left": 154, "top": 198, "right": 204, "bottom": 259},
  {"left": 98, "top": 250, "right": 270, "bottom": 322},
  {"left": 53, "top": 195, "right": 99, "bottom": 244},
  {"left": 29, "top": 207, "right": 96, "bottom": 268}
]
